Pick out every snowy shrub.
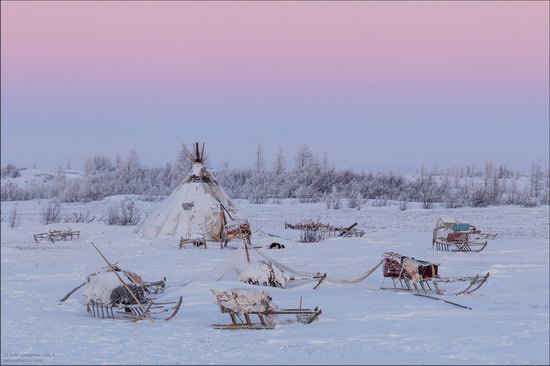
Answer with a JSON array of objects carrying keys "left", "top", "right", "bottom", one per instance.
[
  {"left": 296, "top": 185, "right": 323, "bottom": 203},
  {"left": 421, "top": 199, "right": 434, "bottom": 209},
  {"left": 247, "top": 174, "right": 269, "bottom": 204},
  {"left": 371, "top": 196, "right": 388, "bottom": 207},
  {"left": 101, "top": 206, "right": 121, "bottom": 225},
  {"left": 0, "top": 182, "right": 44, "bottom": 201},
  {"left": 140, "top": 194, "right": 164, "bottom": 202},
  {"left": 470, "top": 187, "right": 492, "bottom": 207},
  {"left": 40, "top": 201, "right": 62, "bottom": 225},
  {"left": 299, "top": 227, "right": 325, "bottom": 243},
  {"left": 248, "top": 195, "right": 268, "bottom": 204},
  {"left": 347, "top": 190, "right": 362, "bottom": 210},
  {"left": 1, "top": 164, "right": 23, "bottom": 179},
  {"left": 63, "top": 210, "right": 95, "bottom": 223},
  {"left": 271, "top": 197, "right": 282, "bottom": 204},
  {"left": 8, "top": 204, "right": 22, "bottom": 228},
  {"left": 419, "top": 186, "right": 437, "bottom": 209},
  {"left": 325, "top": 186, "right": 341, "bottom": 209},
  {"left": 515, "top": 190, "right": 539, "bottom": 207},
  {"left": 398, "top": 199, "right": 408, "bottom": 211},
  {"left": 101, "top": 199, "right": 141, "bottom": 226},
  {"left": 1, "top": 182, "right": 21, "bottom": 201}
]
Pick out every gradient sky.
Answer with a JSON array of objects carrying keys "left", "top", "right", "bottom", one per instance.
[{"left": 1, "top": 1, "right": 548, "bottom": 172}]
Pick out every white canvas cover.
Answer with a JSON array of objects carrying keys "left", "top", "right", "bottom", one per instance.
[
  {"left": 210, "top": 288, "right": 278, "bottom": 314},
  {"left": 237, "top": 261, "right": 291, "bottom": 288},
  {"left": 135, "top": 163, "right": 239, "bottom": 240},
  {"left": 437, "top": 217, "right": 457, "bottom": 228},
  {"left": 84, "top": 271, "right": 122, "bottom": 305}
]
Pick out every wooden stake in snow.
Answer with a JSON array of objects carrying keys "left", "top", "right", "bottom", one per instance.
[
  {"left": 59, "top": 282, "right": 85, "bottom": 303},
  {"left": 243, "top": 236, "right": 251, "bottom": 263},
  {"left": 90, "top": 241, "right": 153, "bottom": 322}
]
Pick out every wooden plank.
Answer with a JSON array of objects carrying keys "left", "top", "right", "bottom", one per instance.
[{"left": 413, "top": 293, "right": 472, "bottom": 310}]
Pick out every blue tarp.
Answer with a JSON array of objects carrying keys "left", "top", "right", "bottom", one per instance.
[{"left": 452, "top": 223, "right": 470, "bottom": 232}]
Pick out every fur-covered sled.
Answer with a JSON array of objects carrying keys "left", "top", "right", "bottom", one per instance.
[
  {"left": 210, "top": 289, "right": 322, "bottom": 329},
  {"left": 381, "top": 252, "right": 489, "bottom": 296},
  {"left": 432, "top": 218, "right": 497, "bottom": 252},
  {"left": 61, "top": 265, "right": 182, "bottom": 322}
]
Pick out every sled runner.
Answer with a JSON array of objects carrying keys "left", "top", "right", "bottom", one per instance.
[
  {"left": 86, "top": 296, "right": 182, "bottom": 321},
  {"left": 211, "top": 289, "right": 322, "bottom": 330},
  {"left": 432, "top": 218, "right": 496, "bottom": 252},
  {"left": 381, "top": 252, "right": 489, "bottom": 296},
  {"left": 34, "top": 229, "right": 80, "bottom": 243}
]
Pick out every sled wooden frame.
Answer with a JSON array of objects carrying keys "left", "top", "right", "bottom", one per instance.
[
  {"left": 432, "top": 238, "right": 488, "bottom": 253},
  {"left": 382, "top": 272, "right": 490, "bottom": 296},
  {"left": 143, "top": 278, "right": 166, "bottom": 295},
  {"left": 212, "top": 305, "right": 322, "bottom": 330},
  {"left": 179, "top": 238, "right": 207, "bottom": 249},
  {"left": 432, "top": 226, "right": 496, "bottom": 253},
  {"left": 220, "top": 222, "right": 252, "bottom": 249},
  {"left": 86, "top": 296, "right": 183, "bottom": 322},
  {"left": 34, "top": 230, "right": 80, "bottom": 243},
  {"left": 284, "top": 221, "right": 365, "bottom": 238}
]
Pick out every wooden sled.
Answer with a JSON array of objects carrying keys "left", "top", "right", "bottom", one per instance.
[
  {"left": 34, "top": 229, "right": 80, "bottom": 243},
  {"left": 221, "top": 221, "right": 252, "bottom": 249},
  {"left": 432, "top": 222, "right": 496, "bottom": 253},
  {"left": 284, "top": 221, "right": 365, "bottom": 238},
  {"left": 212, "top": 305, "right": 322, "bottom": 330},
  {"left": 381, "top": 252, "right": 489, "bottom": 296},
  {"left": 86, "top": 296, "right": 182, "bottom": 322},
  {"left": 179, "top": 237, "right": 207, "bottom": 249}
]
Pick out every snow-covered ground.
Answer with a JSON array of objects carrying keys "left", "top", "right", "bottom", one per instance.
[
  {"left": 1, "top": 197, "right": 548, "bottom": 365},
  {"left": 4, "top": 168, "right": 83, "bottom": 186}
]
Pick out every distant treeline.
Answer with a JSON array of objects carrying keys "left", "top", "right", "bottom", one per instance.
[{"left": 1, "top": 144, "right": 549, "bottom": 208}]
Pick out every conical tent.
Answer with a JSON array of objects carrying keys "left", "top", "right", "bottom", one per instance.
[{"left": 135, "top": 143, "right": 239, "bottom": 241}]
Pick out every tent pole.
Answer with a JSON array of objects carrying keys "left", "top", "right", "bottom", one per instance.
[{"left": 243, "top": 236, "right": 251, "bottom": 263}]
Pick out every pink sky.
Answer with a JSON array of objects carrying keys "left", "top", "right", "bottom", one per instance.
[
  {"left": 2, "top": 1, "right": 548, "bottom": 102},
  {"left": 1, "top": 2, "right": 548, "bottom": 171}
]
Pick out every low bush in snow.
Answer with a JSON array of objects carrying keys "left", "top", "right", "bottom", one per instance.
[
  {"left": 63, "top": 210, "right": 95, "bottom": 223},
  {"left": 299, "top": 226, "right": 325, "bottom": 243},
  {"left": 101, "top": 199, "right": 141, "bottom": 226},
  {"left": 39, "top": 201, "right": 62, "bottom": 225},
  {"left": 8, "top": 204, "right": 22, "bottom": 228}
]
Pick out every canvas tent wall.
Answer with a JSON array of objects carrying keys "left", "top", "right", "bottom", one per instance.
[{"left": 135, "top": 143, "right": 239, "bottom": 241}]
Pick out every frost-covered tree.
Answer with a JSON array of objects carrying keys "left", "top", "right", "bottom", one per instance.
[
  {"left": 530, "top": 161, "right": 543, "bottom": 198},
  {"left": 172, "top": 143, "right": 191, "bottom": 186},
  {"left": 83, "top": 155, "right": 114, "bottom": 176},
  {"left": 254, "top": 144, "right": 265, "bottom": 173},
  {"left": 1, "top": 164, "right": 23, "bottom": 179},
  {"left": 325, "top": 186, "right": 341, "bottom": 209},
  {"left": 347, "top": 183, "right": 362, "bottom": 210},
  {"left": 273, "top": 147, "right": 286, "bottom": 175},
  {"left": 247, "top": 173, "right": 269, "bottom": 204},
  {"left": 294, "top": 145, "right": 314, "bottom": 171}
]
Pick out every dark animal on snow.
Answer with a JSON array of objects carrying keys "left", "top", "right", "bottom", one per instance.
[{"left": 269, "top": 242, "right": 285, "bottom": 249}]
